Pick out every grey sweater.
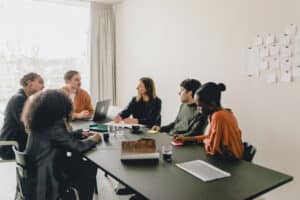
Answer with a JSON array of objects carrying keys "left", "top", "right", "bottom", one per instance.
[{"left": 161, "top": 103, "right": 208, "bottom": 136}]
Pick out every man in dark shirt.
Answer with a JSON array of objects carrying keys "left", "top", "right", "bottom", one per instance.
[
  {"left": 0, "top": 72, "right": 44, "bottom": 159},
  {"left": 152, "top": 79, "right": 208, "bottom": 136}
]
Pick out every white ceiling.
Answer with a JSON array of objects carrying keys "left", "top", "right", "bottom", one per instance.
[
  {"left": 37, "top": 0, "right": 124, "bottom": 4},
  {"left": 91, "top": 0, "right": 123, "bottom": 2}
]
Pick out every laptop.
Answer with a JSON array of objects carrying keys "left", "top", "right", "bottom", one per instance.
[{"left": 92, "top": 99, "right": 112, "bottom": 123}]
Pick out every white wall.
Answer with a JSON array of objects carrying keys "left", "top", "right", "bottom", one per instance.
[{"left": 115, "top": 0, "right": 300, "bottom": 199}]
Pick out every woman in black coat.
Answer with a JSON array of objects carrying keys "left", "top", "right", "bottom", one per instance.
[{"left": 22, "top": 90, "right": 101, "bottom": 200}]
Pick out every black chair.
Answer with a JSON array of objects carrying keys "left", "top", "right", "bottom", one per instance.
[
  {"left": 13, "top": 145, "right": 29, "bottom": 200},
  {"left": 94, "top": 177, "right": 99, "bottom": 194},
  {"left": 0, "top": 140, "right": 19, "bottom": 162},
  {"left": 13, "top": 146, "right": 80, "bottom": 200},
  {"left": 243, "top": 142, "right": 256, "bottom": 162}
]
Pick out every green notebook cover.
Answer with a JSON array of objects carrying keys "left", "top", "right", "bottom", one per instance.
[{"left": 89, "top": 124, "right": 108, "bottom": 132}]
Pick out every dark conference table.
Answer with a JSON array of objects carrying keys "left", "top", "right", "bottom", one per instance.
[{"left": 72, "top": 121, "right": 293, "bottom": 200}]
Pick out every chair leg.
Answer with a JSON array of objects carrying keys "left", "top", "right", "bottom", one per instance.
[{"left": 94, "top": 178, "right": 98, "bottom": 195}]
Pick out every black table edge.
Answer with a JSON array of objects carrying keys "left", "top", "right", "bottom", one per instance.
[
  {"left": 84, "top": 155, "right": 149, "bottom": 200},
  {"left": 245, "top": 176, "right": 293, "bottom": 200}
]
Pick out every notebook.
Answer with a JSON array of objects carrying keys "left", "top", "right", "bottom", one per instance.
[
  {"left": 89, "top": 124, "right": 108, "bottom": 132},
  {"left": 120, "top": 138, "right": 159, "bottom": 164},
  {"left": 176, "top": 160, "right": 231, "bottom": 182},
  {"left": 105, "top": 121, "right": 144, "bottom": 129}
]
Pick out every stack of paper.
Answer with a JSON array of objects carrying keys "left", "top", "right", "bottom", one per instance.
[
  {"left": 176, "top": 160, "right": 231, "bottom": 182},
  {"left": 105, "top": 121, "right": 144, "bottom": 129}
]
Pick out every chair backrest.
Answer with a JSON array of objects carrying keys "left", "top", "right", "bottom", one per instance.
[
  {"left": 0, "top": 140, "right": 19, "bottom": 161},
  {"left": 13, "top": 146, "right": 30, "bottom": 178},
  {"left": 12, "top": 147, "right": 79, "bottom": 200},
  {"left": 13, "top": 146, "right": 28, "bottom": 200},
  {"left": 243, "top": 142, "right": 256, "bottom": 162}
]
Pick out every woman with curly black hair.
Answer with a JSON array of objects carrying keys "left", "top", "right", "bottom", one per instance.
[{"left": 22, "top": 90, "right": 101, "bottom": 200}]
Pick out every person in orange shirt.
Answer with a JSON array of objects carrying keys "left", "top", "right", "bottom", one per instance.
[
  {"left": 61, "top": 70, "right": 94, "bottom": 120},
  {"left": 175, "top": 82, "right": 244, "bottom": 160}
]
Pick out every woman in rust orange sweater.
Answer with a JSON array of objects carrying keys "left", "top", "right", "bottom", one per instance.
[
  {"left": 175, "top": 82, "right": 244, "bottom": 160},
  {"left": 61, "top": 70, "right": 94, "bottom": 120}
]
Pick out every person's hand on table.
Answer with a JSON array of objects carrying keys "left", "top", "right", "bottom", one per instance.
[
  {"left": 123, "top": 118, "right": 138, "bottom": 124},
  {"left": 114, "top": 115, "right": 122, "bottom": 123},
  {"left": 151, "top": 125, "right": 161, "bottom": 132},
  {"left": 173, "top": 134, "right": 186, "bottom": 142},
  {"left": 90, "top": 134, "right": 101, "bottom": 143},
  {"left": 82, "top": 131, "right": 93, "bottom": 137},
  {"left": 74, "top": 110, "right": 90, "bottom": 119}
]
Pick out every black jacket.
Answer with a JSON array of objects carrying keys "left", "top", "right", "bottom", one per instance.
[
  {"left": 119, "top": 97, "right": 162, "bottom": 128},
  {"left": 24, "top": 120, "right": 97, "bottom": 200},
  {"left": 0, "top": 89, "right": 27, "bottom": 159}
]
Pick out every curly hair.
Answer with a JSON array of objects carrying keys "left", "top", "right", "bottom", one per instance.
[{"left": 22, "top": 89, "right": 73, "bottom": 132}]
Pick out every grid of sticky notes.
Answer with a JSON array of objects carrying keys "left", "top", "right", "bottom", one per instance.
[{"left": 245, "top": 24, "right": 300, "bottom": 83}]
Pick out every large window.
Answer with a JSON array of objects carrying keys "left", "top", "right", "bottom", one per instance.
[{"left": 0, "top": 0, "right": 90, "bottom": 124}]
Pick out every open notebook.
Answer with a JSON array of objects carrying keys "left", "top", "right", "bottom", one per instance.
[
  {"left": 176, "top": 160, "right": 231, "bottom": 182},
  {"left": 105, "top": 121, "right": 145, "bottom": 129}
]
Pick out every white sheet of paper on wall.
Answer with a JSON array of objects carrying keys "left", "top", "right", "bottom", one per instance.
[
  {"left": 260, "top": 59, "right": 269, "bottom": 71},
  {"left": 270, "top": 57, "right": 280, "bottom": 70},
  {"left": 295, "top": 56, "right": 300, "bottom": 65},
  {"left": 280, "top": 70, "right": 292, "bottom": 82},
  {"left": 260, "top": 46, "right": 269, "bottom": 58},
  {"left": 266, "top": 33, "right": 275, "bottom": 45},
  {"left": 281, "top": 58, "right": 291, "bottom": 71},
  {"left": 266, "top": 72, "right": 277, "bottom": 84},
  {"left": 279, "top": 33, "right": 290, "bottom": 46},
  {"left": 294, "top": 34, "right": 300, "bottom": 64},
  {"left": 293, "top": 65, "right": 300, "bottom": 77},
  {"left": 245, "top": 47, "right": 260, "bottom": 77},
  {"left": 286, "top": 24, "right": 298, "bottom": 37},
  {"left": 253, "top": 34, "right": 263, "bottom": 46},
  {"left": 294, "top": 33, "right": 300, "bottom": 48},
  {"left": 270, "top": 45, "right": 280, "bottom": 56},
  {"left": 281, "top": 46, "right": 292, "bottom": 57}
]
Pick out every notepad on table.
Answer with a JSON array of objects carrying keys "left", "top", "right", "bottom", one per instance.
[
  {"left": 105, "top": 121, "right": 144, "bottom": 129},
  {"left": 176, "top": 160, "right": 231, "bottom": 182}
]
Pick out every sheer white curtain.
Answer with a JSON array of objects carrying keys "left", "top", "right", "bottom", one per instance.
[
  {"left": 0, "top": 0, "right": 90, "bottom": 125},
  {"left": 90, "top": 2, "right": 116, "bottom": 105}
]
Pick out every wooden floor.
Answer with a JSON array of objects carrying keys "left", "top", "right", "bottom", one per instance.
[{"left": 0, "top": 161, "right": 131, "bottom": 200}]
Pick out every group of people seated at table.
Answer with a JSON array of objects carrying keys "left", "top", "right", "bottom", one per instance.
[{"left": 0, "top": 70, "right": 244, "bottom": 200}]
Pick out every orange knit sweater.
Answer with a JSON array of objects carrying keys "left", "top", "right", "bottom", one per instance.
[
  {"left": 195, "top": 109, "right": 244, "bottom": 160},
  {"left": 61, "top": 86, "right": 94, "bottom": 117}
]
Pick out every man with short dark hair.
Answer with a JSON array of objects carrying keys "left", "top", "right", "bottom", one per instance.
[
  {"left": 152, "top": 79, "right": 208, "bottom": 136},
  {"left": 0, "top": 73, "right": 44, "bottom": 159}
]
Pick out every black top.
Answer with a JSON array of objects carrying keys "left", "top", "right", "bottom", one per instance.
[
  {"left": 25, "top": 120, "right": 97, "bottom": 200},
  {"left": 119, "top": 97, "right": 162, "bottom": 128},
  {"left": 0, "top": 89, "right": 28, "bottom": 159}
]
